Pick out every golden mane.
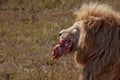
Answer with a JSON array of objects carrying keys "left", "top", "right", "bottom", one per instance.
[{"left": 74, "top": 3, "right": 120, "bottom": 20}]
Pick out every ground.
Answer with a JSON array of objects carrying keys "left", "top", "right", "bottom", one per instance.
[{"left": 0, "top": 0, "right": 120, "bottom": 80}]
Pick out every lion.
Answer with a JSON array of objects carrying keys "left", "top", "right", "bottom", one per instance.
[{"left": 52, "top": 3, "right": 120, "bottom": 80}]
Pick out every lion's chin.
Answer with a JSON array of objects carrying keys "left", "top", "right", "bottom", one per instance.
[{"left": 52, "top": 38, "right": 73, "bottom": 59}]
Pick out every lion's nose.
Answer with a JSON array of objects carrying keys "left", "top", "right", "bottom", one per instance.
[
  {"left": 59, "top": 30, "right": 65, "bottom": 37},
  {"left": 59, "top": 33, "right": 62, "bottom": 37}
]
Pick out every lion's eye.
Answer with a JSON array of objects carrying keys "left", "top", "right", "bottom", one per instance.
[{"left": 72, "top": 28, "right": 79, "bottom": 33}]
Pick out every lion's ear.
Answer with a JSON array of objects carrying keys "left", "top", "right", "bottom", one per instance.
[
  {"left": 86, "top": 16, "right": 103, "bottom": 32},
  {"left": 107, "top": 18, "right": 114, "bottom": 27}
]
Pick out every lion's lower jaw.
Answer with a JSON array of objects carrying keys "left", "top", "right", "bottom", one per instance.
[{"left": 74, "top": 51, "right": 87, "bottom": 67}]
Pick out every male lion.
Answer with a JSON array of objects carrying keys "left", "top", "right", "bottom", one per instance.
[{"left": 52, "top": 3, "right": 120, "bottom": 80}]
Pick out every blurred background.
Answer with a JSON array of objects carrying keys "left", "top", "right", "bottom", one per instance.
[{"left": 0, "top": 0, "right": 120, "bottom": 80}]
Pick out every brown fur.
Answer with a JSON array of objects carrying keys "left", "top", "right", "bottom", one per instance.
[{"left": 59, "top": 3, "right": 120, "bottom": 80}]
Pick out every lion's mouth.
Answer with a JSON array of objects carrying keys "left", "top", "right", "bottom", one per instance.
[{"left": 52, "top": 38, "right": 73, "bottom": 59}]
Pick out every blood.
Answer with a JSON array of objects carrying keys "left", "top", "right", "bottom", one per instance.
[{"left": 52, "top": 39, "right": 72, "bottom": 59}]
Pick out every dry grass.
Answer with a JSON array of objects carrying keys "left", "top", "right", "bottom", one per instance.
[{"left": 0, "top": 0, "right": 120, "bottom": 80}]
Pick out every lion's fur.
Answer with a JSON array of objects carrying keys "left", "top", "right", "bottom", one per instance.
[{"left": 74, "top": 3, "right": 120, "bottom": 80}]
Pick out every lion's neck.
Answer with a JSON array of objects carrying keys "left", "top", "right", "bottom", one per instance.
[{"left": 75, "top": 51, "right": 88, "bottom": 66}]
